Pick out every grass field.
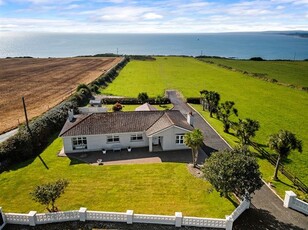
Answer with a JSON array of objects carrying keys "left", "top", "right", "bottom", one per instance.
[
  {"left": 200, "top": 58, "right": 308, "bottom": 88},
  {"left": 102, "top": 57, "right": 308, "bottom": 185},
  {"left": 0, "top": 137, "right": 235, "bottom": 217},
  {"left": 105, "top": 104, "right": 173, "bottom": 112}
]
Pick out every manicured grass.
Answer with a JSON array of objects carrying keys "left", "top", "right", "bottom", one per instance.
[
  {"left": 101, "top": 57, "right": 308, "bottom": 185},
  {"left": 201, "top": 58, "right": 308, "bottom": 88},
  {"left": 0, "top": 137, "right": 235, "bottom": 217}
]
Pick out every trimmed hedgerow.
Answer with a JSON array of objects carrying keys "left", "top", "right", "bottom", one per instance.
[{"left": 102, "top": 97, "right": 170, "bottom": 105}]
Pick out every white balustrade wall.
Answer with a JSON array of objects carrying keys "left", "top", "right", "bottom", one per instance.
[
  {"left": 0, "top": 199, "right": 250, "bottom": 230},
  {"left": 284, "top": 191, "right": 308, "bottom": 215}
]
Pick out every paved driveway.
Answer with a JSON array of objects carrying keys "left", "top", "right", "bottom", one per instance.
[{"left": 167, "top": 90, "right": 308, "bottom": 230}]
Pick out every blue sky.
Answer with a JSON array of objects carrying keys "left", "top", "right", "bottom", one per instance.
[{"left": 0, "top": 0, "right": 307, "bottom": 32}]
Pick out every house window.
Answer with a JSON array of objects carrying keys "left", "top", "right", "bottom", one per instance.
[
  {"left": 176, "top": 134, "right": 185, "bottom": 144},
  {"left": 130, "top": 133, "right": 143, "bottom": 142},
  {"left": 72, "top": 137, "right": 87, "bottom": 150},
  {"left": 107, "top": 135, "right": 120, "bottom": 143}
]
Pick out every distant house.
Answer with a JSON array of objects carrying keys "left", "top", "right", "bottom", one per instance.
[
  {"left": 135, "top": 103, "right": 157, "bottom": 111},
  {"left": 59, "top": 110, "right": 194, "bottom": 153}
]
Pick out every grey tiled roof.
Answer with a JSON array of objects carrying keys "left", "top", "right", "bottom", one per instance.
[{"left": 59, "top": 110, "right": 193, "bottom": 137}]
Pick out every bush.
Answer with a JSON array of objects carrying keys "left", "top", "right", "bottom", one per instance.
[
  {"left": 137, "top": 92, "right": 149, "bottom": 103},
  {"left": 112, "top": 102, "right": 123, "bottom": 112}
]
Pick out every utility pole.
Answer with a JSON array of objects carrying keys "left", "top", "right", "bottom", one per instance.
[{"left": 22, "top": 96, "right": 32, "bottom": 137}]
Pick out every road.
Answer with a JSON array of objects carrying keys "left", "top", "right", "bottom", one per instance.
[{"left": 0, "top": 128, "right": 18, "bottom": 144}]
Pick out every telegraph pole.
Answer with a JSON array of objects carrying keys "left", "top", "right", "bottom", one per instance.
[{"left": 22, "top": 96, "right": 32, "bottom": 137}]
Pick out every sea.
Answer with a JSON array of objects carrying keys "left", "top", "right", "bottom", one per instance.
[{"left": 0, "top": 31, "right": 307, "bottom": 60}]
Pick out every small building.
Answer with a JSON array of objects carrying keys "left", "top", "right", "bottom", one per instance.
[
  {"left": 59, "top": 110, "right": 194, "bottom": 153},
  {"left": 135, "top": 103, "right": 157, "bottom": 111}
]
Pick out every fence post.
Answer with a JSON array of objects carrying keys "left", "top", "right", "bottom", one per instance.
[
  {"left": 0, "top": 207, "right": 5, "bottom": 230},
  {"left": 283, "top": 191, "right": 296, "bottom": 208},
  {"left": 79, "top": 207, "right": 87, "bottom": 222},
  {"left": 175, "top": 212, "right": 182, "bottom": 227},
  {"left": 126, "top": 210, "right": 133, "bottom": 224},
  {"left": 28, "top": 211, "right": 37, "bottom": 226},
  {"left": 225, "top": 215, "right": 233, "bottom": 230}
]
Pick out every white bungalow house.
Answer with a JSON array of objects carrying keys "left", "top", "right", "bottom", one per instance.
[{"left": 59, "top": 110, "right": 194, "bottom": 154}]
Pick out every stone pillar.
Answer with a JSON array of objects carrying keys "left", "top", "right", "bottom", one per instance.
[
  {"left": 126, "top": 210, "right": 133, "bottom": 224},
  {"left": 284, "top": 191, "right": 296, "bottom": 208},
  {"left": 79, "top": 207, "right": 87, "bottom": 222},
  {"left": 28, "top": 211, "right": 37, "bottom": 226},
  {"left": 149, "top": 137, "right": 153, "bottom": 152},
  {"left": 175, "top": 212, "right": 182, "bottom": 227},
  {"left": 225, "top": 215, "right": 233, "bottom": 230}
]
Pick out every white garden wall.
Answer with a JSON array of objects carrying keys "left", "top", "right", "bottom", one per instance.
[{"left": 0, "top": 199, "right": 250, "bottom": 230}]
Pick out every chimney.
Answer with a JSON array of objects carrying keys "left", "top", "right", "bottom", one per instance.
[
  {"left": 68, "top": 109, "right": 74, "bottom": 122},
  {"left": 187, "top": 111, "right": 194, "bottom": 127}
]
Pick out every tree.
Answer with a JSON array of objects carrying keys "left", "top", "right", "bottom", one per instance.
[
  {"left": 268, "top": 130, "right": 302, "bottom": 181},
  {"left": 217, "top": 101, "right": 238, "bottom": 133},
  {"left": 30, "top": 179, "right": 69, "bottom": 212},
  {"left": 233, "top": 118, "right": 260, "bottom": 146},
  {"left": 184, "top": 129, "right": 204, "bottom": 167},
  {"left": 203, "top": 149, "right": 262, "bottom": 198},
  {"left": 200, "top": 90, "right": 220, "bottom": 117},
  {"left": 137, "top": 92, "right": 149, "bottom": 103}
]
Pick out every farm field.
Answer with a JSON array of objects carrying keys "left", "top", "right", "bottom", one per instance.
[
  {"left": 200, "top": 58, "right": 308, "bottom": 88},
  {"left": 0, "top": 57, "right": 122, "bottom": 134},
  {"left": 102, "top": 57, "right": 308, "bottom": 185},
  {"left": 0, "top": 137, "right": 235, "bottom": 217}
]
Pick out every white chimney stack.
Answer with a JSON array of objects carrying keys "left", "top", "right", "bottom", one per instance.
[
  {"left": 187, "top": 111, "right": 194, "bottom": 127},
  {"left": 68, "top": 109, "right": 74, "bottom": 122}
]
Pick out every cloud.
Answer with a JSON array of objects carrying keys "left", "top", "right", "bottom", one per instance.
[
  {"left": 143, "top": 13, "right": 163, "bottom": 20},
  {"left": 2, "top": 0, "right": 308, "bottom": 32}
]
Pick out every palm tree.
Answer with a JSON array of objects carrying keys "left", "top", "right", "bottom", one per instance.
[
  {"left": 217, "top": 101, "right": 238, "bottom": 133},
  {"left": 233, "top": 118, "right": 260, "bottom": 146},
  {"left": 200, "top": 90, "right": 220, "bottom": 117},
  {"left": 184, "top": 129, "right": 204, "bottom": 167},
  {"left": 268, "top": 130, "right": 302, "bottom": 181}
]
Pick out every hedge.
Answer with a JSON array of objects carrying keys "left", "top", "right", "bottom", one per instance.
[
  {"left": 102, "top": 97, "right": 170, "bottom": 105},
  {"left": 186, "top": 97, "right": 201, "bottom": 104}
]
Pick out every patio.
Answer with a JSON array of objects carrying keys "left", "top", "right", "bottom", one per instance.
[{"left": 63, "top": 147, "right": 208, "bottom": 166}]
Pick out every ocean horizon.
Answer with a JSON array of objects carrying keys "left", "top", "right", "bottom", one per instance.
[{"left": 0, "top": 31, "right": 307, "bottom": 60}]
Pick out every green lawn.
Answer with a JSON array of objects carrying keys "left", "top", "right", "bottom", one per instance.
[
  {"left": 0, "top": 137, "right": 235, "bottom": 217},
  {"left": 102, "top": 57, "right": 308, "bottom": 185},
  {"left": 200, "top": 58, "right": 308, "bottom": 88}
]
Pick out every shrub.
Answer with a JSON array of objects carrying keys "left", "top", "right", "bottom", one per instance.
[
  {"left": 137, "top": 92, "right": 149, "bottom": 103},
  {"left": 112, "top": 102, "right": 123, "bottom": 112}
]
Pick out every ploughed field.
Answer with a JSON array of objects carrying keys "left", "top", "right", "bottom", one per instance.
[{"left": 0, "top": 57, "right": 122, "bottom": 134}]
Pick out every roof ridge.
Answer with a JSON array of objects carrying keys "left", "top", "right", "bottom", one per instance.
[
  {"left": 59, "top": 113, "right": 93, "bottom": 136},
  {"left": 145, "top": 111, "right": 166, "bottom": 131},
  {"left": 165, "top": 111, "right": 175, "bottom": 125}
]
